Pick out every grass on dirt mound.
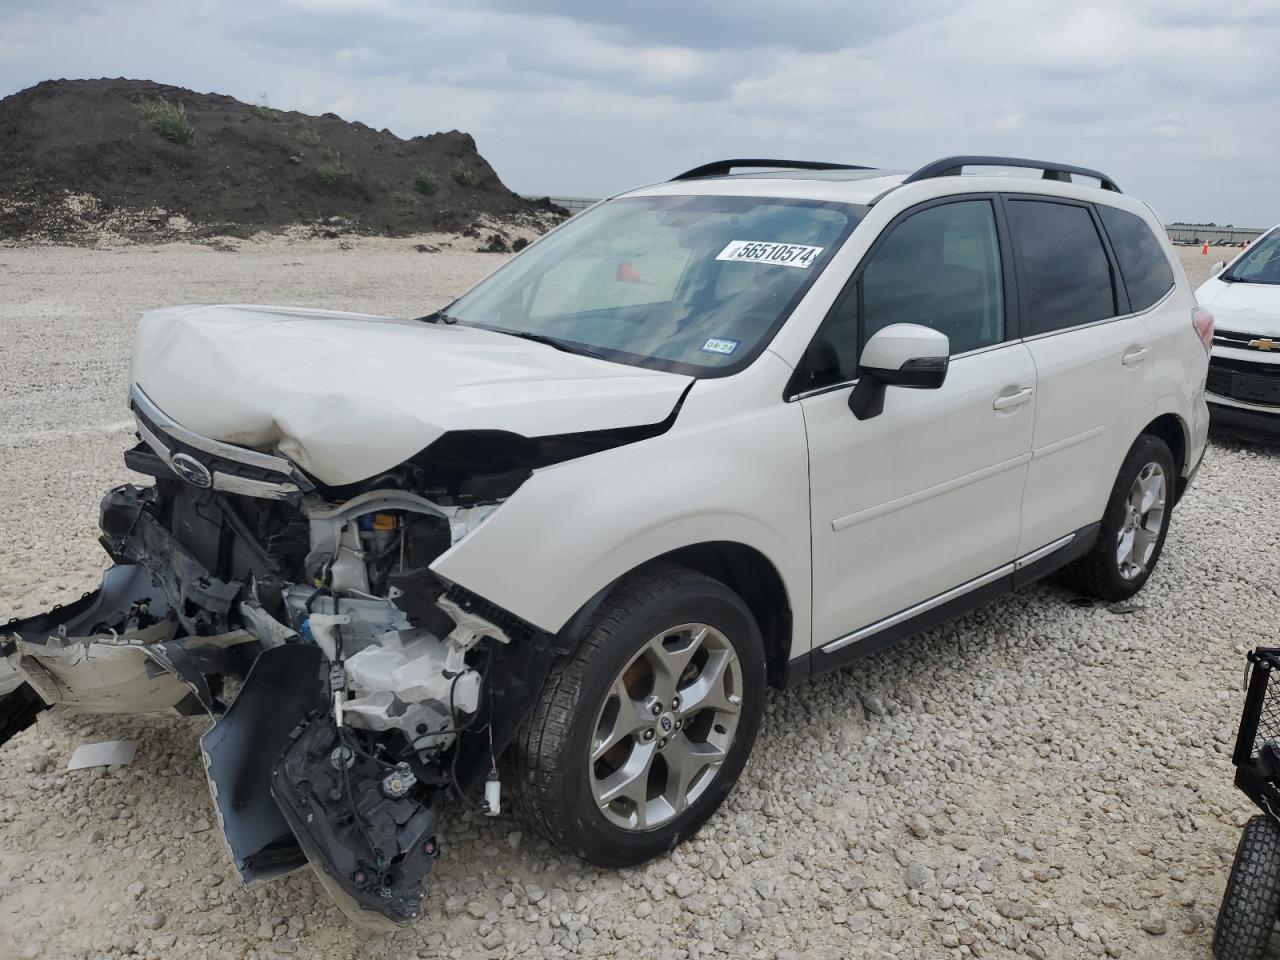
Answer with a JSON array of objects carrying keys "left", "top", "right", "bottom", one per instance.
[{"left": 0, "top": 78, "right": 563, "bottom": 241}]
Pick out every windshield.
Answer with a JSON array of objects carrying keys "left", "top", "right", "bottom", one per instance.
[
  {"left": 442, "top": 194, "right": 863, "bottom": 374},
  {"left": 1224, "top": 228, "right": 1280, "bottom": 284}
]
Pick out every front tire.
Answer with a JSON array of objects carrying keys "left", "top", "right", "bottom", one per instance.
[
  {"left": 1214, "top": 815, "right": 1280, "bottom": 960},
  {"left": 1063, "top": 434, "right": 1175, "bottom": 602},
  {"left": 512, "top": 566, "right": 766, "bottom": 867}
]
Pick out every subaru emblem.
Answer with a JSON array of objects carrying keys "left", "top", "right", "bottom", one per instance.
[{"left": 170, "top": 452, "right": 213, "bottom": 488}]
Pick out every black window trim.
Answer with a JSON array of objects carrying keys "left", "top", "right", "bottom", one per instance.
[
  {"left": 786, "top": 192, "right": 1021, "bottom": 401},
  {"left": 1094, "top": 201, "right": 1178, "bottom": 312},
  {"left": 1000, "top": 193, "right": 1133, "bottom": 343}
]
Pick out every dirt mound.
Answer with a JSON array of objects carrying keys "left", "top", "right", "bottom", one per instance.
[{"left": 0, "top": 78, "right": 564, "bottom": 241}]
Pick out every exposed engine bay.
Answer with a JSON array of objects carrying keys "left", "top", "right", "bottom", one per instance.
[{"left": 0, "top": 385, "right": 610, "bottom": 926}]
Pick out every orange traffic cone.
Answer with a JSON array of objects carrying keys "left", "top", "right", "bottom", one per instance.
[{"left": 1202, "top": 242, "right": 1210, "bottom": 255}]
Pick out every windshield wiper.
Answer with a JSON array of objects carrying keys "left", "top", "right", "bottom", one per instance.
[
  {"left": 416, "top": 309, "right": 459, "bottom": 324},
  {"left": 414, "top": 314, "right": 610, "bottom": 359},
  {"left": 499, "top": 331, "right": 609, "bottom": 360}
]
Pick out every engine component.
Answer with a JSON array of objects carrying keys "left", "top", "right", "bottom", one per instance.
[
  {"left": 381, "top": 762, "right": 417, "bottom": 799},
  {"left": 340, "top": 628, "right": 480, "bottom": 752},
  {"left": 324, "top": 525, "right": 371, "bottom": 596},
  {"left": 436, "top": 594, "right": 511, "bottom": 651},
  {"left": 301, "top": 490, "right": 500, "bottom": 593},
  {"left": 303, "top": 613, "right": 352, "bottom": 662},
  {"left": 272, "top": 713, "right": 440, "bottom": 926},
  {"left": 484, "top": 770, "right": 501, "bottom": 817}
]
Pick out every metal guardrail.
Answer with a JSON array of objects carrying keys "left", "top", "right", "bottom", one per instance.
[{"left": 1166, "top": 225, "right": 1266, "bottom": 246}]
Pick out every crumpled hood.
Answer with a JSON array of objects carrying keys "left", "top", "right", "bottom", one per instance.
[
  {"left": 131, "top": 304, "right": 692, "bottom": 486},
  {"left": 1196, "top": 278, "right": 1280, "bottom": 336}
]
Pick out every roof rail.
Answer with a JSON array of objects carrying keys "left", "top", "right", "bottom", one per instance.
[
  {"left": 671, "top": 159, "right": 876, "bottom": 181},
  {"left": 901, "top": 155, "right": 1121, "bottom": 193}
]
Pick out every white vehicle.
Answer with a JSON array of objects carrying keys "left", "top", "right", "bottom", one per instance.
[
  {"left": 1197, "top": 226, "right": 1280, "bottom": 437},
  {"left": 0, "top": 156, "right": 1211, "bottom": 924}
]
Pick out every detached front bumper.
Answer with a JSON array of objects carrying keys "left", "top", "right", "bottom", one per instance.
[{"left": 3, "top": 564, "right": 252, "bottom": 719}]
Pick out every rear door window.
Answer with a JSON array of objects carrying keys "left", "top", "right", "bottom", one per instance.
[
  {"left": 1007, "top": 199, "right": 1117, "bottom": 335},
  {"left": 1097, "top": 206, "right": 1175, "bottom": 311}
]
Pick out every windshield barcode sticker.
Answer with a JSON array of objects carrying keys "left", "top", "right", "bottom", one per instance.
[{"left": 716, "top": 240, "right": 824, "bottom": 268}]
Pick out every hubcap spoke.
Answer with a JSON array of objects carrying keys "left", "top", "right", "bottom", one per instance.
[
  {"left": 591, "top": 675, "right": 657, "bottom": 762},
  {"left": 1116, "top": 528, "right": 1135, "bottom": 568},
  {"left": 646, "top": 626, "right": 706, "bottom": 707},
  {"left": 596, "top": 741, "right": 657, "bottom": 810},
  {"left": 1137, "top": 469, "right": 1163, "bottom": 514},
  {"left": 661, "top": 733, "right": 726, "bottom": 812},
  {"left": 1132, "top": 526, "right": 1157, "bottom": 565},
  {"left": 1128, "top": 485, "right": 1144, "bottom": 514},
  {"left": 676, "top": 649, "right": 740, "bottom": 718}
]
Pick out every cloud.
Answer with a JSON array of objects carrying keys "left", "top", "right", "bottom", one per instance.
[
  {"left": 460, "top": 0, "right": 941, "bottom": 53},
  {"left": 0, "top": 0, "right": 1277, "bottom": 223}
]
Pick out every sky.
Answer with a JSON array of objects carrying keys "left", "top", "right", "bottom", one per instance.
[{"left": 2, "top": 0, "right": 1278, "bottom": 225}]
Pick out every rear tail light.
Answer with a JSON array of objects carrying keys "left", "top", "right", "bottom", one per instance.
[{"left": 1192, "top": 306, "right": 1214, "bottom": 355}]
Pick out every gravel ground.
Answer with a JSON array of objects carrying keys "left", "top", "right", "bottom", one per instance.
[{"left": 0, "top": 240, "right": 1273, "bottom": 960}]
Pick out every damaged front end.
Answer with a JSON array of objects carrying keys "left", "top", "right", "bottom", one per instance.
[{"left": 1, "top": 387, "right": 574, "bottom": 926}]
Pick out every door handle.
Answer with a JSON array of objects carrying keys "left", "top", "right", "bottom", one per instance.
[
  {"left": 1122, "top": 347, "right": 1149, "bottom": 367},
  {"left": 993, "top": 387, "right": 1033, "bottom": 411}
]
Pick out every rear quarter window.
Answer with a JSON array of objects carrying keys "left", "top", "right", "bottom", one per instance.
[{"left": 1098, "top": 206, "right": 1175, "bottom": 311}]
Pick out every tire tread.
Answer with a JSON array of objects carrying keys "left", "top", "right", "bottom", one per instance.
[
  {"left": 512, "top": 566, "right": 759, "bottom": 860},
  {"left": 1061, "top": 433, "right": 1174, "bottom": 602},
  {"left": 1214, "top": 814, "right": 1280, "bottom": 960}
]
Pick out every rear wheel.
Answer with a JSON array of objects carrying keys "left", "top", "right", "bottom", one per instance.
[
  {"left": 1063, "top": 434, "right": 1175, "bottom": 601},
  {"left": 512, "top": 567, "right": 766, "bottom": 867},
  {"left": 1214, "top": 815, "right": 1280, "bottom": 960}
]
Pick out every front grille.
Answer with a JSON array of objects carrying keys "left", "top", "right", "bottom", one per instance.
[
  {"left": 1215, "top": 329, "right": 1280, "bottom": 353},
  {"left": 1207, "top": 355, "right": 1280, "bottom": 406},
  {"left": 130, "top": 384, "right": 311, "bottom": 499}
]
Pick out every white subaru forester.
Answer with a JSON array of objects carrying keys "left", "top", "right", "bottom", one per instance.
[{"left": 0, "top": 156, "right": 1211, "bottom": 924}]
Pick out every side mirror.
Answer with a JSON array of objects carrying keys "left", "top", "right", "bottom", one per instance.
[
  {"left": 1210, "top": 260, "right": 1226, "bottom": 276},
  {"left": 849, "top": 323, "right": 950, "bottom": 420}
]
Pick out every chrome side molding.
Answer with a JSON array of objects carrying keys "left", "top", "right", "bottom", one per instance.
[{"left": 820, "top": 532, "right": 1077, "bottom": 654}]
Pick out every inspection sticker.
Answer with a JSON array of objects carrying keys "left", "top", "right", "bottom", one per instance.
[
  {"left": 701, "top": 337, "right": 740, "bottom": 355},
  {"left": 716, "top": 240, "right": 824, "bottom": 268}
]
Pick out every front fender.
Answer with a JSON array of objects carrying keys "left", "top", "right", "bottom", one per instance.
[{"left": 431, "top": 368, "right": 813, "bottom": 660}]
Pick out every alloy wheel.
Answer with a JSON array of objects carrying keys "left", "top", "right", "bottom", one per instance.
[
  {"left": 1116, "top": 461, "right": 1167, "bottom": 580},
  {"left": 588, "top": 623, "right": 743, "bottom": 831}
]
